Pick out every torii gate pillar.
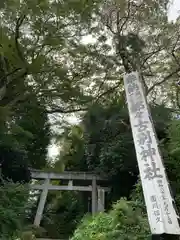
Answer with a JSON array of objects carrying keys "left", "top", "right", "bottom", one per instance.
[{"left": 34, "top": 179, "right": 49, "bottom": 226}]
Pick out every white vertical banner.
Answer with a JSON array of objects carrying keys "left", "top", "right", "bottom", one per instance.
[{"left": 123, "top": 72, "right": 180, "bottom": 235}]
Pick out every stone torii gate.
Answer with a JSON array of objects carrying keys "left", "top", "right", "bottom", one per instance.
[{"left": 31, "top": 169, "right": 110, "bottom": 227}]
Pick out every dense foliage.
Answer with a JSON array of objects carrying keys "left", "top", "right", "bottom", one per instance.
[
  {"left": 58, "top": 98, "right": 172, "bottom": 204},
  {"left": 0, "top": 182, "right": 29, "bottom": 240},
  {"left": 71, "top": 199, "right": 150, "bottom": 240}
]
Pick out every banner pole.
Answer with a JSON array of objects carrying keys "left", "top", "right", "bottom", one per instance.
[
  {"left": 138, "top": 71, "right": 180, "bottom": 240},
  {"left": 123, "top": 71, "right": 180, "bottom": 238}
]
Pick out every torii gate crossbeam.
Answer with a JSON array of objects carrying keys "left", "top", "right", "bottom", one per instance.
[{"left": 30, "top": 169, "right": 110, "bottom": 227}]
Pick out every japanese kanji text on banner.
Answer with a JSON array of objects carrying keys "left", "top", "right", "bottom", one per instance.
[{"left": 123, "top": 72, "right": 180, "bottom": 235}]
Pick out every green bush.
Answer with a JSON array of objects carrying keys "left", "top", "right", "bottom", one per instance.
[
  {"left": 0, "top": 181, "right": 29, "bottom": 239},
  {"left": 71, "top": 199, "right": 150, "bottom": 240}
]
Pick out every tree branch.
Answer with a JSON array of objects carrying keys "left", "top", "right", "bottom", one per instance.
[
  {"left": 175, "top": 87, "right": 180, "bottom": 109},
  {"left": 45, "top": 81, "right": 122, "bottom": 114},
  {"left": 172, "top": 51, "right": 180, "bottom": 68},
  {"left": 117, "top": 0, "right": 131, "bottom": 34},
  {"left": 15, "top": 14, "right": 26, "bottom": 64},
  {"left": 46, "top": 107, "right": 88, "bottom": 114},
  {"left": 94, "top": 82, "right": 121, "bottom": 103},
  {"left": 0, "top": 68, "right": 22, "bottom": 83},
  {"left": 147, "top": 68, "right": 180, "bottom": 94},
  {"left": 141, "top": 47, "right": 164, "bottom": 68}
]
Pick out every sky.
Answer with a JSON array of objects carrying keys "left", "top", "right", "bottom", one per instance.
[
  {"left": 48, "top": 0, "right": 180, "bottom": 158},
  {"left": 168, "top": 0, "right": 180, "bottom": 21}
]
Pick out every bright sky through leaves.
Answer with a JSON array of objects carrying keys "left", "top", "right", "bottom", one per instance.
[{"left": 168, "top": 0, "right": 180, "bottom": 21}]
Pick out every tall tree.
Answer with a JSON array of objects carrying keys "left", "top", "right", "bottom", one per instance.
[
  {"left": 14, "top": 94, "right": 51, "bottom": 169},
  {"left": 0, "top": 93, "right": 51, "bottom": 181}
]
